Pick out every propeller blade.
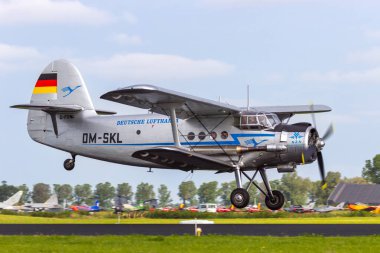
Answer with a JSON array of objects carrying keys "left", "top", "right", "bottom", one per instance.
[
  {"left": 317, "top": 151, "right": 327, "bottom": 189},
  {"left": 309, "top": 103, "right": 317, "bottom": 129},
  {"left": 322, "top": 123, "right": 334, "bottom": 141}
]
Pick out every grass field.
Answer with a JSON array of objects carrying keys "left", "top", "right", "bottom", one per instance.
[
  {"left": 0, "top": 214, "right": 380, "bottom": 224},
  {"left": 0, "top": 235, "right": 379, "bottom": 253}
]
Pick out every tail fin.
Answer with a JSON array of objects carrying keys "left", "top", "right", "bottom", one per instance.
[
  {"left": 11, "top": 59, "right": 96, "bottom": 140},
  {"left": 31, "top": 59, "right": 94, "bottom": 110},
  {"left": 336, "top": 202, "right": 345, "bottom": 209},
  {"left": 307, "top": 202, "right": 315, "bottom": 209},
  {"left": 44, "top": 194, "right": 58, "bottom": 205},
  {"left": 3, "top": 191, "right": 23, "bottom": 206},
  {"left": 95, "top": 200, "right": 100, "bottom": 207}
]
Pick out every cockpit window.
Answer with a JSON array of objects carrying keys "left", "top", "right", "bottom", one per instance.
[
  {"left": 257, "top": 115, "right": 267, "bottom": 127},
  {"left": 239, "top": 112, "right": 280, "bottom": 130},
  {"left": 248, "top": 116, "right": 258, "bottom": 125},
  {"left": 267, "top": 115, "right": 278, "bottom": 126}
]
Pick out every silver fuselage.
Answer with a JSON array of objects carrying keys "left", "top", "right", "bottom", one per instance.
[{"left": 28, "top": 110, "right": 315, "bottom": 171}]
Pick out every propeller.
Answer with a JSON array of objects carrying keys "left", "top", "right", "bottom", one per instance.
[
  {"left": 317, "top": 152, "right": 327, "bottom": 190},
  {"left": 321, "top": 123, "right": 334, "bottom": 141},
  {"left": 310, "top": 104, "right": 318, "bottom": 129},
  {"left": 309, "top": 103, "right": 334, "bottom": 190}
]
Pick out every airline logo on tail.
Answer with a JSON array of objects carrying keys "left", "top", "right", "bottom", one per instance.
[
  {"left": 62, "top": 85, "right": 81, "bottom": 97},
  {"left": 33, "top": 73, "right": 57, "bottom": 94}
]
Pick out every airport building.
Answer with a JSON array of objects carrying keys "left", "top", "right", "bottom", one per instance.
[{"left": 328, "top": 183, "right": 380, "bottom": 205}]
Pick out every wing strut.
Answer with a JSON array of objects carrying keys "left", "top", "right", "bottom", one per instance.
[
  {"left": 169, "top": 106, "right": 181, "bottom": 147},
  {"left": 184, "top": 103, "right": 237, "bottom": 166}
]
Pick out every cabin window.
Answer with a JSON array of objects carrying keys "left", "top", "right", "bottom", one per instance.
[
  {"left": 187, "top": 132, "right": 195, "bottom": 140},
  {"left": 198, "top": 132, "right": 206, "bottom": 140},
  {"left": 221, "top": 131, "right": 229, "bottom": 139},
  {"left": 210, "top": 131, "right": 217, "bottom": 140}
]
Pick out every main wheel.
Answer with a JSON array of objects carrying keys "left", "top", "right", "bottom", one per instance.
[
  {"left": 63, "top": 159, "right": 75, "bottom": 171},
  {"left": 230, "top": 188, "right": 250, "bottom": 208},
  {"left": 265, "top": 190, "right": 285, "bottom": 210}
]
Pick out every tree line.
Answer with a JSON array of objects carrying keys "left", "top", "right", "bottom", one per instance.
[{"left": 1, "top": 154, "right": 379, "bottom": 208}]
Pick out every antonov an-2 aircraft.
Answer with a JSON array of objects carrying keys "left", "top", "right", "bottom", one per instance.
[{"left": 12, "top": 60, "right": 333, "bottom": 210}]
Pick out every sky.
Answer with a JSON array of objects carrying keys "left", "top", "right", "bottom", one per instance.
[{"left": 1, "top": 0, "right": 380, "bottom": 202}]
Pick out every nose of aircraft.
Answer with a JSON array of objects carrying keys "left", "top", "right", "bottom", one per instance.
[{"left": 309, "top": 123, "right": 334, "bottom": 189}]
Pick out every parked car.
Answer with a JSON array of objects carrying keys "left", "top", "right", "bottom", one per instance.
[
  {"left": 216, "top": 206, "right": 232, "bottom": 212},
  {"left": 187, "top": 206, "right": 199, "bottom": 212},
  {"left": 198, "top": 203, "right": 217, "bottom": 213}
]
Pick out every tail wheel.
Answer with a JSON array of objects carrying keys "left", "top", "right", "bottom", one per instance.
[
  {"left": 64, "top": 159, "right": 75, "bottom": 171},
  {"left": 265, "top": 190, "right": 285, "bottom": 211},
  {"left": 230, "top": 188, "right": 250, "bottom": 208}
]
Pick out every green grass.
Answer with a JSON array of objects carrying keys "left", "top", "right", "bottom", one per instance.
[
  {"left": 0, "top": 235, "right": 379, "bottom": 253},
  {"left": 0, "top": 214, "right": 379, "bottom": 224}
]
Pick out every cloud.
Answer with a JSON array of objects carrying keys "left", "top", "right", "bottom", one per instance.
[
  {"left": 201, "top": 0, "right": 318, "bottom": 7},
  {"left": 110, "top": 33, "right": 142, "bottom": 46},
  {"left": 0, "top": 43, "right": 44, "bottom": 72},
  {"left": 363, "top": 28, "right": 380, "bottom": 39},
  {"left": 121, "top": 12, "right": 138, "bottom": 25},
  {"left": 78, "top": 53, "right": 235, "bottom": 82},
  {"left": 0, "top": 43, "right": 41, "bottom": 60},
  {"left": 0, "top": 0, "right": 112, "bottom": 25},
  {"left": 299, "top": 67, "right": 380, "bottom": 84},
  {"left": 346, "top": 47, "right": 380, "bottom": 64},
  {"left": 262, "top": 73, "right": 285, "bottom": 84},
  {"left": 330, "top": 113, "right": 359, "bottom": 124}
]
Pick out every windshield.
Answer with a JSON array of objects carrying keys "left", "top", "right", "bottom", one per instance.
[
  {"left": 240, "top": 112, "right": 280, "bottom": 130},
  {"left": 267, "top": 114, "right": 280, "bottom": 126}
]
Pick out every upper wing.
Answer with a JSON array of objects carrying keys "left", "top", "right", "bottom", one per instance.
[
  {"left": 252, "top": 105, "right": 332, "bottom": 120},
  {"left": 100, "top": 85, "right": 241, "bottom": 119},
  {"left": 100, "top": 84, "right": 331, "bottom": 120},
  {"left": 132, "top": 146, "right": 233, "bottom": 171}
]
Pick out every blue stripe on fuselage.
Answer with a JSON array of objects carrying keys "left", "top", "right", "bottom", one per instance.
[{"left": 82, "top": 133, "right": 275, "bottom": 146}]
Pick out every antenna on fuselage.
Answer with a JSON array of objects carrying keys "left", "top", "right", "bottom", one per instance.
[{"left": 246, "top": 84, "right": 250, "bottom": 111}]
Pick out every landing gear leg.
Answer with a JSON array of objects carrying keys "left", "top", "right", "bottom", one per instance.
[
  {"left": 64, "top": 154, "right": 76, "bottom": 171},
  {"left": 230, "top": 165, "right": 250, "bottom": 208},
  {"left": 259, "top": 169, "right": 285, "bottom": 211},
  {"left": 241, "top": 168, "right": 285, "bottom": 211}
]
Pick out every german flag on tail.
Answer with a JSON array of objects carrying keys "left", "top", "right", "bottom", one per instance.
[{"left": 33, "top": 73, "right": 57, "bottom": 94}]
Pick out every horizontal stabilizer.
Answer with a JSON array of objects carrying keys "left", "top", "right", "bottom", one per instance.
[
  {"left": 10, "top": 104, "right": 84, "bottom": 137},
  {"left": 12, "top": 104, "right": 116, "bottom": 116},
  {"left": 10, "top": 104, "right": 83, "bottom": 113},
  {"left": 132, "top": 146, "right": 233, "bottom": 171}
]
